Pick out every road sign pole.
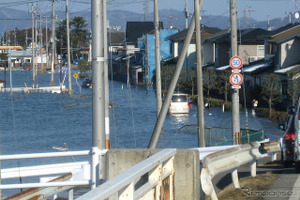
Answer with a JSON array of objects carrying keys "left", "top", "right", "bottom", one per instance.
[{"left": 230, "top": 0, "right": 240, "bottom": 141}]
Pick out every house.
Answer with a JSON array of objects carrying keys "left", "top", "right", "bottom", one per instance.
[
  {"left": 107, "top": 31, "right": 127, "bottom": 81},
  {"left": 136, "top": 29, "right": 180, "bottom": 84},
  {"left": 205, "top": 28, "right": 269, "bottom": 68},
  {"left": 167, "top": 25, "right": 222, "bottom": 71},
  {"left": 8, "top": 49, "right": 48, "bottom": 70},
  {"left": 263, "top": 23, "right": 300, "bottom": 104},
  {"left": 111, "top": 21, "right": 177, "bottom": 85},
  {"left": 126, "top": 21, "right": 163, "bottom": 45}
]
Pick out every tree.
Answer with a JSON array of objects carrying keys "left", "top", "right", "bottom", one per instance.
[
  {"left": 56, "top": 19, "right": 68, "bottom": 57},
  {"left": 215, "top": 69, "right": 231, "bottom": 103},
  {"left": 0, "top": 53, "right": 8, "bottom": 61},
  {"left": 185, "top": 69, "right": 197, "bottom": 96},
  {"left": 70, "top": 16, "right": 88, "bottom": 49},
  {"left": 261, "top": 73, "right": 281, "bottom": 118},
  {"left": 78, "top": 59, "right": 91, "bottom": 78},
  {"left": 203, "top": 68, "right": 217, "bottom": 97},
  {"left": 287, "top": 71, "right": 300, "bottom": 106},
  {"left": 161, "top": 64, "right": 174, "bottom": 93}
]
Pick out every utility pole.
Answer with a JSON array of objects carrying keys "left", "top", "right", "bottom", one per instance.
[
  {"left": 25, "top": 29, "right": 28, "bottom": 48},
  {"left": 154, "top": 0, "right": 162, "bottom": 117},
  {"left": 35, "top": 11, "right": 38, "bottom": 82},
  {"left": 66, "top": 0, "right": 72, "bottom": 95},
  {"left": 60, "top": 36, "right": 63, "bottom": 91},
  {"left": 32, "top": 4, "right": 35, "bottom": 82},
  {"left": 126, "top": 42, "right": 130, "bottom": 88},
  {"left": 91, "top": 0, "right": 106, "bottom": 183},
  {"left": 230, "top": 0, "right": 241, "bottom": 142},
  {"left": 40, "top": 13, "right": 44, "bottom": 73},
  {"left": 148, "top": 5, "right": 197, "bottom": 149},
  {"left": 145, "top": 36, "right": 149, "bottom": 87},
  {"left": 51, "top": 0, "right": 56, "bottom": 86},
  {"left": 46, "top": 16, "right": 48, "bottom": 69},
  {"left": 102, "top": 0, "right": 110, "bottom": 149},
  {"left": 195, "top": 0, "right": 205, "bottom": 147}
]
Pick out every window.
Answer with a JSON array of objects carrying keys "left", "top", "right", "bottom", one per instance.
[
  {"left": 257, "top": 45, "right": 264, "bottom": 57},
  {"left": 282, "top": 80, "right": 287, "bottom": 95},
  {"left": 254, "top": 76, "right": 261, "bottom": 86},
  {"left": 286, "top": 43, "right": 292, "bottom": 50}
]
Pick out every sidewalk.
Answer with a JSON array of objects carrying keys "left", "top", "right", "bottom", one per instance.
[{"left": 264, "top": 166, "right": 300, "bottom": 200}]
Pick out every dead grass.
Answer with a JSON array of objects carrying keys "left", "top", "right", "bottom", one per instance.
[{"left": 205, "top": 160, "right": 282, "bottom": 200}]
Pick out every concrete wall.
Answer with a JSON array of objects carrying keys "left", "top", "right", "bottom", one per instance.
[
  {"left": 238, "top": 44, "right": 260, "bottom": 65},
  {"left": 280, "top": 39, "right": 300, "bottom": 68},
  {"left": 106, "top": 149, "right": 200, "bottom": 200}
]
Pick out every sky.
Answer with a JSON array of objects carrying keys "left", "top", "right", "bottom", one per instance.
[{"left": 1, "top": 0, "right": 298, "bottom": 22}]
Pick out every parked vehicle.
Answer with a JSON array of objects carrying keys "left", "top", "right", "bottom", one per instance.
[
  {"left": 82, "top": 78, "right": 92, "bottom": 88},
  {"left": 294, "top": 94, "right": 300, "bottom": 172},
  {"left": 280, "top": 114, "right": 296, "bottom": 168},
  {"left": 73, "top": 59, "right": 79, "bottom": 65},
  {"left": 169, "top": 93, "right": 190, "bottom": 114}
]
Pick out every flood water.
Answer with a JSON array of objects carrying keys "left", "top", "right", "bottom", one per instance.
[
  {"left": 0, "top": 70, "right": 283, "bottom": 196},
  {"left": 0, "top": 70, "right": 283, "bottom": 153}
]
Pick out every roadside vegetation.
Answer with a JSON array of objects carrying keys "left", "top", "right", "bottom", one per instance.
[
  {"left": 159, "top": 65, "right": 299, "bottom": 122},
  {"left": 209, "top": 160, "right": 282, "bottom": 200}
]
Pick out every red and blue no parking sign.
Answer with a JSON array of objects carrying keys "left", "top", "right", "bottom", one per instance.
[{"left": 230, "top": 73, "right": 243, "bottom": 86}]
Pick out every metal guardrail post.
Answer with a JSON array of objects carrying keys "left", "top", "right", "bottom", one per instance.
[
  {"left": 91, "top": 147, "right": 99, "bottom": 189},
  {"left": 250, "top": 160, "right": 257, "bottom": 177},
  {"left": 69, "top": 189, "right": 74, "bottom": 200},
  {"left": 200, "top": 141, "right": 280, "bottom": 200},
  {"left": 231, "top": 168, "right": 240, "bottom": 188}
]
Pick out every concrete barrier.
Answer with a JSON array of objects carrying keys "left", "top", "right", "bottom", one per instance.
[{"left": 106, "top": 149, "right": 200, "bottom": 200}]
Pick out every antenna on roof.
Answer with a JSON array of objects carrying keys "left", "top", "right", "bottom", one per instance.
[
  {"left": 267, "top": 15, "right": 272, "bottom": 31},
  {"left": 243, "top": 5, "right": 255, "bottom": 29}
]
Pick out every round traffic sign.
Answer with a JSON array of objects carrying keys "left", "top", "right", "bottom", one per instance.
[
  {"left": 229, "top": 73, "right": 243, "bottom": 86},
  {"left": 230, "top": 56, "right": 243, "bottom": 69}
]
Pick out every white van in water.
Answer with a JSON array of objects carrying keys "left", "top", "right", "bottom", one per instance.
[
  {"left": 169, "top": 93, "right": 190, "bottom": 114},
  {"left": 294, "top": 94, "right": 300, "bottom": 172}
]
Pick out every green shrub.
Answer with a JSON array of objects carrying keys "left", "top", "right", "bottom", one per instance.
[{"left": 210, "top": 98, "right": 224, "bottom": 107}]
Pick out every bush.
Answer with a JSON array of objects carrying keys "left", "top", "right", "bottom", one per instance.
[
  {"left": 210, "top": 98, "right": 224, "bottom": 107},
  {"left": 255, "top": 108, "right": 269, "bottom": 118},
  {"left": 78, "top": 59, "right": 91, "bottom": 78},
  {"left": 255, "top": 108, "right": 287, "bottom": 122}
]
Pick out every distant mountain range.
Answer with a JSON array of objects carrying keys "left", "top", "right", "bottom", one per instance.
[{"left": 0, "top": 7, "right": 298, "bottom": 36}]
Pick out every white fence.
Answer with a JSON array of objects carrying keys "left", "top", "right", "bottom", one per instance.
[
  {"left": 76, "top": 149, "right": 176, "bottom": 200},
  {"left": 0, "top": 141, "right": 280, "bottom": 200},
  {"left": 0, "top": 147, "right": 106, "bottom": 199}
]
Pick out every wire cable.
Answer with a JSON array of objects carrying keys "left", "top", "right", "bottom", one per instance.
[{"left": 9, "top": 92, "right": 23, "bottom": 190}]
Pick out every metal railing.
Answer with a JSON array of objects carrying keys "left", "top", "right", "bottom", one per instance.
[
  {"left": 178, "top": 125, "right": 266, "bottom": 146},
  {"left": 0, "top": 147, "right": 107, "bottom": 199},
  {"left": 76, "top": 149, "right": 176, "bottom": 200},
  {"left": 200, "top": 140, "right": 280, "bottom": 200},
  {"left": 0, "top": 142, "right": 280, "bottom": 200}
]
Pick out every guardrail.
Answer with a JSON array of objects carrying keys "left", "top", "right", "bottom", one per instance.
[
  {"left": 0, "top": 147, "right": 107, "bottom": 199},
  {"left": 200, "top": 140, "right": 280, "bottom": 200},
  {"left": 0, "top": 142, "right": 279, "bottom": 200},
  {"left": 76, "top": 149, "right": 176, "bottom": 200}
]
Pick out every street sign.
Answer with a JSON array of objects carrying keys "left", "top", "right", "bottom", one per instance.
[
  {"left": 73, "top": 73, "right": 78, "bottom": 79},
  {"left": 230, "top": 73, "right": 243, "bottom": 86},
  {"left": 230, "top": 56, "right": 243, "bottom": 69}
]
